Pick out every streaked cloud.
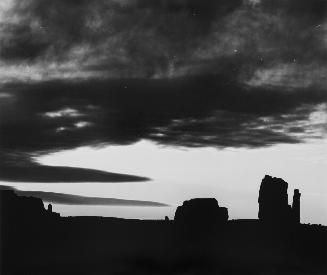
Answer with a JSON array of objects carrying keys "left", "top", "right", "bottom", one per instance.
[
  {"left": 0, "top": 162, "right": 150, "bottom": 183},
  {"left": 0, "top": 185, "right": 168, "bottom": 207}
]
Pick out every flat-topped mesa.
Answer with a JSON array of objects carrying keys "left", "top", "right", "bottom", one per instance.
[
  {"left": 174, "top": 198, "right": 228, "bottom": 226},
  {"left": 258, "top": 175, "right": 301, "bottom": 224}
]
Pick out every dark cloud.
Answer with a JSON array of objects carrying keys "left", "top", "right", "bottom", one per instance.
[
  {"left": 1, "top": 0, "right": 326, "bottom": 82},
  {"left": 0, "top": 0, "right": 327, "bottom": 183},
  {"left": 1, "top": 76, "right": 326, "bottom": 155},
  {"left": 0, "top": 0, "right": 242, "bottom": 69},
  {"left": 0, "top": 163, "right": 149, "bottom": 183},
  {"left": 0, "top": 186, "right": 168, "bottom": 206},
  {"left": 0, "top": 146, "right": 149, "bottom": 183},
  {"left": 262, "top": 0, "right": 327, "bottom": 22}
]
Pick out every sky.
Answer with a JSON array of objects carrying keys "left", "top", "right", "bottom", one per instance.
[{"left": 0, "top": 0, "right": 327, "bottom": 224}]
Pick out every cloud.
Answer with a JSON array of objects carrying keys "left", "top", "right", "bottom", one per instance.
[
  {"left": 0, "top": 0, "right": 327, "bottom": 183},
  {"left": 0, "top": 143, "right": 150, "bottom": 183},
  {"left": 0, "top": 0, "right": 243, "bottom": 81},
  {"left": 1, "top": 76, "right": 326, "bottom": 155},
  {"left": 0, "top": 0, "right": 326, "bottom": 87},
  {"left": 246, "top": 64, "right": 327, "bottom": 89},
  {"left": 0, "top": 163, "right": 149, "bottom": 183},
  {"left": 0, "top": 186, "right": 168, "bottom": 206}
]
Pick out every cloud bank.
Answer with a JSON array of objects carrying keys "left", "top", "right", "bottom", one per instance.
[
  {"left": 1, "top": 77, "right": 326, "bottom": 154},
  {"left": 0, "top": 0, "right": 325, "bottom": 87},
  {"left": 0, "top": 0, "right": 327, "bottom": 182}
]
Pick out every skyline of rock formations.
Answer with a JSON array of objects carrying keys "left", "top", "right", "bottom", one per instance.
[
  {"left": 1, "top": 174, "right": 326, "bottom": 275},
  {"left": 0, "top": 174, "right": 305, "bottom": 225}
]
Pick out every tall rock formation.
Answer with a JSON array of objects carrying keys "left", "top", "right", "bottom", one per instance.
[
  {"left": 292, "top": 189, "right": 301, "bottom": 223},
  {"left": 258, "top": 175, "right": 301, "bottom": 224}
]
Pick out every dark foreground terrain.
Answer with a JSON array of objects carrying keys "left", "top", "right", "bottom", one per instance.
[
  {"left": 2, "top": 211, "right": 327, "bottom": 274},
  {"left": 2, "top": 219, "right": 327, "bottom": 275}
]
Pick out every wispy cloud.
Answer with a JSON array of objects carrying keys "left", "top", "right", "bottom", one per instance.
[{"left": 0, "top": 186, "right": 168, "bottom": 207}]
